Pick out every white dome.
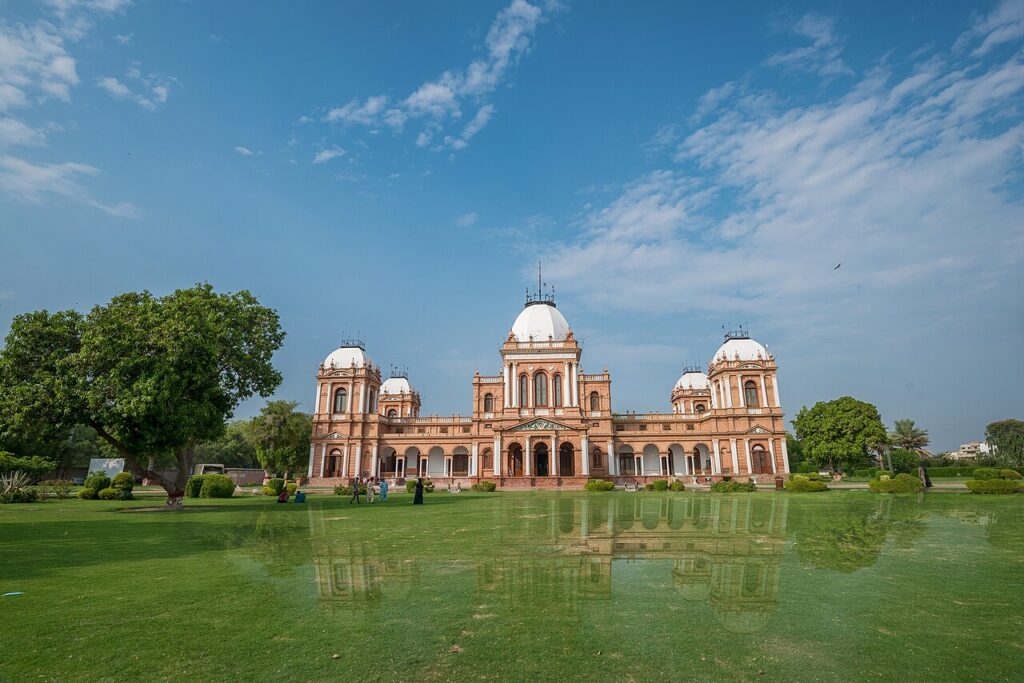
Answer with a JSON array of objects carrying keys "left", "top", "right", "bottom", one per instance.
[
  {"left": 674, "top": 371, "right": 709, "bottom": 391},
  {"left": 713, "top": 338, "right": 768, "bottom": 363},
  {"left": 323, "top": 346, "right": 374, "bottom": 369},
  {"left": 511, "top": 303, "right": 571, "bottom": 342},
  {"left": 381, "top": 377, "right": 413, "bottom": 394}
]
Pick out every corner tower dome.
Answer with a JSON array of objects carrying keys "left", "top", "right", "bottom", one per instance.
[
  {"left": 381, "top": 376, "right": 413, "bottom": 394},
  {"left": 323, "top": 341, "right": 374, "bottom": 369},
  {"left": 674, "top": 370, "right": 709, "bottom": 391},
  {"left": 511, "top": 302, "right": 571, "bottom": 342},
  {"left": 713, "top": 330, "right": 768, "bottom": 363}
]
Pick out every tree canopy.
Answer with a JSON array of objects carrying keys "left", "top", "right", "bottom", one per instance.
[
  {"left": 792, "top": 397, "right": 887, "bottom": 473},
  {"left": 889, "top": 419, "right": 930, "bottom": 453},
  {"left": 0, "top": 284, "right": 284, "bottom": 507},
  {"left": 249, "top": 400, "right": 312, "bottom": 478},
  {"left": 986, "top": 419, "right": 1024, "bottom": 466}
]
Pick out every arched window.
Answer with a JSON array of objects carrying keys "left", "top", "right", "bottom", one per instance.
[
  {"left": 591, "top": 447, "right": 603, "bottom": 468},
  {"left": 386, "top": 408, "right": 397, "bottom": 418},
  {"left": 519, "top": 374, "right": 528, "bottom": 407},
  {"left": 744, "top": 380, "right": 758, "bottom": 407},
  {"left": 752, "top": 445, "right": 768, "bottom": 473},
  {"left": 534, "top": 372, "right": 548, "bottom": 406},
  {"left": 589, "top": 391, "right": 600, "bottom": 411},
  {"left": 482, "top": 448, "right": 493, "bottom": 470},
  {"left": 484, "top": 393, "right": 494, "bottom": 412},
  {"left": 553, "top": 374, "right": 563, "bottom": 407},
  {"left": 368, "top": 387, "right": 378, "bottom": 413},
  {"left": 695, "top": 403, "right": 706, "bottom": 413},
  {"left": 333, "top": 388, "right": 347, "bottom": 413}
]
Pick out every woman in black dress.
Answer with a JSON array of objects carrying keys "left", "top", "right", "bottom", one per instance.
[{"left": 413, "top": 477, "right": 424, "bottom": 505}]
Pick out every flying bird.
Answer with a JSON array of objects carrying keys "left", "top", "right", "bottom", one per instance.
[{"left": 834, "top": 263, "right": 841, "bottom": 270}]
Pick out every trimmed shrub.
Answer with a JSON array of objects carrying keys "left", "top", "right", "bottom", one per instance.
[
  {"left": 922, "top": 466, "right": 976, "bottom": 478},
  {"left": 77, "top": 487, "right": 97, "bottom": 500},
  {"left": 266, "top": 478, "right": 286, "bottom": 495},
  {"left": 643, "top": 483, "right": 655, "bottom": 491},
  {"left": 999, "top": 469, "right": 1022, "bottom": 480},
  {"left": 262, "top": 486, "right": 276, "bottom": 496},
  {"left": 584, "top": 479, "right": 615, "bottom": 492},
  {"left": 471, "top": 480, "right": 497, "bottom": 492},
  {"left": 965, "top": 479, "right": 1022, "bottom": 494},
  {"left": 199, "top": 474, "right": 235, "bottom": 498},
  {"left": 0, "top": 488, "right": 39, "bottom": 504},
  {"left": 97, "top": 487, "right": 120, "bottom": 500},
  {"left": 84, "top": 472, "right": 111, "bottom": 492},
  {"left": 185, "top": 475, "right": 208, "bottom": 498},
  {"left": 112, "top": 472, "right": 135, "bottom": 491},
  {"left": 784, "top": 478, "right": 828, "bottom": 492},
  {"left": 804, "top": 472, "right": 824, "bottom": 481},
  {"left": 868, "top": 473, "right": 922, "bottom": 493},
  {"left": 972, "top": 468, "right": 1002, "bottom": 481},
  {"left": 404, "top": 479, "right": 434, "bottom": 493},
  {"left": 710, "top": 480, "right": 757, "bottom": 493},
  {"left": 48, "top": 479, "right": 74, "bottom": 499},
  {"left": 652, "top": 479, "right": 669, "bottom": 491},
  {"left": 286, "top": 482, "right": 298, "bottom": 495},
  {"left": 669, "top": 480, "right": 686, "bottom": 492}
]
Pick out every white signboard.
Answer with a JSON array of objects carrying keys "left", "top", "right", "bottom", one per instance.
[{"left": 88, "top": 458, "right": 125, "bottom": 478}]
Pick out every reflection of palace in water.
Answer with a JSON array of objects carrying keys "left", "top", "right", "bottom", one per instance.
[{"left": 309, "top": 495, "right": 788, "bottom": 633}]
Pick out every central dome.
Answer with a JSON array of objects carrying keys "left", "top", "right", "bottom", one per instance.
[{"left": 511, "top": 303, "right": 571, "bottom": 342}]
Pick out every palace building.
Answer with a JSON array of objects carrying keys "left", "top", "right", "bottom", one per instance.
[{"left": 306, "top": 286, "right": 789, "bottom": 488}]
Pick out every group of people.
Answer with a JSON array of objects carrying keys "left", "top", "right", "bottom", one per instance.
[
  {"left": 276, "top": 488, "right": 306, "bottom": 503},
  {"left": 349, "top": 476, "right": 427, "bottom": 505}
]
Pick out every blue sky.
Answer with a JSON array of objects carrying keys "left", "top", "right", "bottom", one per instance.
[{"left": 2, "top": 0, "right": 1023, "bottom": 451}]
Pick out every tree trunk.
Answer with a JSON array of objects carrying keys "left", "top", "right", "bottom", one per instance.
[{"left": 89, "top": 421, "right": 194, "bottom": 509}]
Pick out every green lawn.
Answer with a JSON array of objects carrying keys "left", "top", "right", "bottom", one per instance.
[{"left": 2, "top": 490, "right": 1022, "bottom": 682}]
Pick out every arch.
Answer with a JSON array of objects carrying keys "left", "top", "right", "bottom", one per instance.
[
  {"left": 751, "top": 444, "right": 769, "bottom": 474},
  {"left": 404, "top": 446, "right": 421, "bottom": 477},
  {"left": 481, "top": 448, "right": 493, "bottom": 471},
  {"left": 483, "top": 393, "right": 494, "bottom": 413},
  {"left": 590, "top": 446, "right": 603, "bottom": 469},
  {"left": 379, "top": 447, "right": 398, "bottom": 477},
  {"left": 534, "top": 371, "right": 548, "bottom": 407},
  {"left": 642, "top": 444, "right": 661, "bottom": 477},
  {"left": 508, "top": 443, "right": 524, "bottom": 477},
  {"left": 386, "top": 408, "right": 397, "bottom": 418},
  {"left": 518, "top": 374, "right": 529, "bottom": 407},
  {"left": 553, "top": 373, "right": 563, "bottom": 407},
  {"left": 333, "top": 388, "right": 348, "bottom": 413},
  {"left": 367, "top": 387, "right": 378, "bottom": 413},
  {"left": 452, "top": 446, "right": 469, "bottom": 477},
  {"left": 427, "top": 446, "right": 445, "bottom": 477},
  {"left": 692, "top": 443, "right": 712, "bottom": 475},
  {"left": 589, "top": 391, "right": 600, "bottom": 411},
  {"left": 618, "top": 444, "right": 636, "bottom": 475},
  {"left": 744, "top": 380, "right": 759, "bottom": 407},
  {"left": 326, "top": 448, "right": 343, "bottom": 477},
  {"left": 695, "top": 403, "right": 706, "bottom": 413},
  {"left": 534, "top": 441, "right": 550, "bottom": 476},
  {"left": 668, "top": 443, "right": 686, "bottom": 476},
  {"left": 559, "top": 442, "right": 575, "bottom": 476}
]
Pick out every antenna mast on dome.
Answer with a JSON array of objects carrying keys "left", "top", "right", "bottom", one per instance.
[{"left": 525, "top": 260, "right": 556, "bottom": 307}]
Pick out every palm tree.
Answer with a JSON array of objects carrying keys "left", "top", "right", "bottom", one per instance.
[{"left": 890, "top": 419, "right": 930, "bottom": 453}]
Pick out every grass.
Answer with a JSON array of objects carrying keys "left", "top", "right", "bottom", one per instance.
[{"left": 2, "top": 490, "right": 1023, "bottom": 682}]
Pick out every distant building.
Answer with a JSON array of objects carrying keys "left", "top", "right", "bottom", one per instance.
[{"left": 951, "top": 441, "right": 991, "bottom": 461}]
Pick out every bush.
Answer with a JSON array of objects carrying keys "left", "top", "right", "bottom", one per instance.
[
  {"left": 868, "top": 473, "right": 922, "bottom": 493},
  {"left": 0, "top": 488, "right": 39, "bottom": 504},
  {"left": 652, "top": 479, "right": 669, "bottom": 491},
  {"left": 262, "top": 486, "right": 276, "bottom": 496},
  {"left": 266, "top": 478, "right": 286, "bottom": 495},
  {"left": 643, "top": 483, "right": 655, "bottom": 491},
  {"left": 77, "top": 487, "right": 97, "bottom": 500},
  {"left": 972, "top": 468, "right": 1002, "bottom": 481},
  {"left": 804, "top": 472, "right": 824, "bottom": 481},
  {"left": 923, "top": 466, "right": 976, "bottom": 478},
  {"left": 669, "top": 480, "right": 686, "bottom": 492},
  {"left": 965, "top": 479, "right": 1022, "bottom": 494},
  {"left": 471, "top": 480, "right": 497, "bottom": 492},
  {"left": 84, "top": 472, "right": 112, "bottom": 492},
  {"left": 97, "top": 487, "right": 120, "bottom": 500},
  {"left": 404, "top": 479, "right": 434, "bottom": 493},
  {"left": 584, "top": 479, "right": 615, "bottom": 492},
  {"left": 335, "top": 484, "right": 367, "bottom": 496},
  {"left": 112, "top": 472, "right": 135, "bottom": 490},
  {"left": 710, "top": 480, "right": 757, "bottom": 493},
  {"left": 999, "top": 469, "right": 1022, "bottom": 480},
  {"left": 37, "top": 479, "right": 73, "bottom": 499},
  {"left": 199, "top": 474, "right": 236, "bottom": 498},
  {"left": 286, "top": 482, "right": 298, "bottom": 495},
  {"left": 889, "top": 449, "right": 920, "bottom": 474},
  {"left": 794, "top": 462, "right": 818, "bottom": 474},
  {"left": 0, "top": 453, "right": 56, "bottom": 481},
  {"left": 185, "top": 475, "right": 208, "bottom": 498},
  {"left": 784, "top": 478, "right": 828, "bottom": 492}
]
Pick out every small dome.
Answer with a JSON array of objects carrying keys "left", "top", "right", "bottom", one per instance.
[
  {"left": 713, "top": 338, "right": 768, "bottom": 363},
  {"left": 323, "top": 345, "right": 374, "bottom": 369},
  {"left": 511, "top": 303, "right": 571, "bottom": 342},
  {"left": 381, "top": 377, "right": 413, "bottom": 395},
  {"left": 674, "top": 371, "right": 709, "bottom": 391}
]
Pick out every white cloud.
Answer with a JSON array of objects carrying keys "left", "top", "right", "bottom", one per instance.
[
  {"left": 0, "top": 154, "right": 138, "bottom": 217},
  {"left": 445, "top": 104, "right": 496, "bottom": 150},
  {"left": 97, "top": 75, "right": 129, "bottom": 98},
  {"left": 0, "top": 117, "right": 46, "bottom": 148},
  {"left": 234, "top": 146, "right": 254, "bottom": 156},
  {"left": 0, "top": 21, "right": 80, "bottom": 111},
  {"left": 456, "top": 212, "right": 479, "bottom": 227},
  {"left": 957, "top": 0, "right": 1024, "bottom": 56},
  {"left": 97, "top": 64, "right": 174, "bottom": 109},
  {"left": 114, "top": 32, "right": 132, "bottom": 45},
  {"left": 765, "top": 13, "right": 852, "bottom": 77},
  {"left": 313, "top": 146, "right": 345, "bottom": 164}
]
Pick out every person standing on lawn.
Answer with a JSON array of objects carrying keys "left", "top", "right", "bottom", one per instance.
[
  {"left": 349, "top": 476, "right": 361, "bottom": 504},
  {"left": 366, "top": 477, "right": 376, "bottom": 504},
  {"left": 413, "top": 477, "right": 424, "bottom": 505},
  {"left": 379, "top": 478, "right": 389, "bottom": 503}
]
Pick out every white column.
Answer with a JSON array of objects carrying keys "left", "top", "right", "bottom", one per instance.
[
  {"left": 348, "top": 381, "right": 354, "bottom": 414},
  {"left": 494, "top": 436, "right": 502, "bottom": 474},
  {"left": 581, "top": 435, "right": 590, "bottom": 476},
  {"left": 730, "top": 438, "right": 739, "bottom": 474},
  {"left": 738, "top": 376, "right": 746, "bottom": 407},
  {"left": 772, "top": 374, "right": 781, "bottom": 407},
  {"left": 768, "top": 439, "right": 777, "bottom": 474},
  {"left": 471, "top": 443, "right": 478, "bottom": 476},
  {"left": 572, "top": 363, "right": 580, "bottom": 407},
  {"left": 563, "top": 362, "right": 570, "bottom": 408},
  {"left": 527, "top": 373, "right": 533, "bottom": 408},
  {"left": 319, "top": 443, "right": 327, "bottom": 477},
  {"left": 744, "top": 439, "right": 752, "bottom": 474},
  {"left": 552, "top": 433, "right": 558, "bottom": 476},
  {"left": 370, "top": 444, "right": 378, "bottom": 478},
  {"left": 354, "top": 444, "right": 362, "bottom": 477},
  {"left": 504, "top": 364, "right": 510, "bottom": 407},
  {"left": 307, "top": 445, "right": 315, "bottom": 478},
  {"left": 525, "top": 436, "right": 532, "bottom": 476},
  {"left": 709, "top": 386, "right": 716, "bottom": 409},
  {"left": 313, "top": 382, "right": 322, "bottom": 416},
  {"left": 358, "top": 383, "right": 365, "bottom": 413},
  {"left": 607, "top": 440, "right": 616, "bottom": 476},
  {"left": 341, "top": 444, "right": 349, "bottom": 477},
  {"left": 725, "top": 378, "right": 733, "bottom": 408},
  {"left": 712, "top": 440, "right": 722, "bottom": 475},
  {"left": 760, "top": 375, "right": 769, "bottom": 407},
  {"left": 512, "top": 363, "right": 518, "bottom": 407},
  {"left": 780, "top": 438, "right": 791, "bottom": 474}
]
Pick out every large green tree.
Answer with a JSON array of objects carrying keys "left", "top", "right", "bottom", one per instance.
[
  {"left": 792, "top": 397, "right": 887, "bottom": 473},
  {"left": 194, "top": 420, "right": 259, "bottom": 469},
  {"left": 889, "top": 419, "right": 930, "bottom": 453},
  {"left": 985, "top": 419, "right": 1024, "bottom": 466},
  {"left": 248, "top": 400, "right": 312, "bottom": 479},
  {"left": 0, "top": 284, "right": 284, "bottom": 508}
]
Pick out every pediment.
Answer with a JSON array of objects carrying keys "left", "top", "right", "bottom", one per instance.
[
  {"left": 508, "top": 418, "right": 573, "bottom": 432},
  {"left": 324, "top": 432, "right": 343, "bottom": 439},
  {"left": 744, "top": 425, "right": 770, "bottom": 435}
]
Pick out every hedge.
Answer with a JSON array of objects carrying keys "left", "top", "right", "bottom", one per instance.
[
  {"left": 868, "top": 473, "right": 923, "bottom": 493},
  {"left": 965, "top": 479, "right": 1023, "bottom": 494},
  {"left": 266, "top": 478, "right": 286, "bottom": 495},
  {"left": 471, "top": 480, "right": 497, "bottom": 492},
  {"left": 77, "top": 487, "right": 96, "bottom": 500},
  {"left": 710, "top": 480, "right": 757, "bottom": 493},
  {"left": 404, "top": 479, "right": 435, "bottom": 493},
  {"left": 784, "top": 478, "right": 828, "bottom": 492},
  {"left": 185, "top": 475, "right": 208, "bottom": 498},
  {"left": 652, "top": 479, "right": 669, "bottom": 491},
  {"left": 199, "top": 474, "right": 235, "bottom": 498},
  {"left": 584, "top": 479, "right": 615, "bottom": 492},
  {"left": 669, "top": 480, "right": 686, "bottom": 492}
]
